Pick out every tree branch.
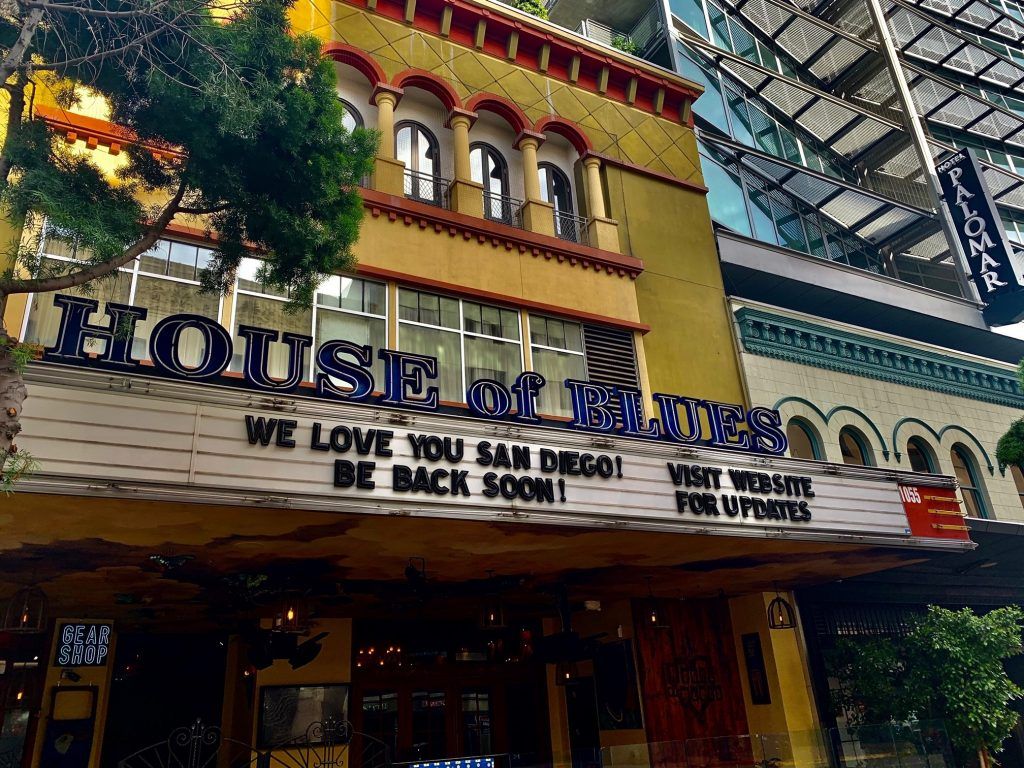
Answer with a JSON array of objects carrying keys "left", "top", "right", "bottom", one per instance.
[
  {"left": 0, "top": 75, "right": 26, "bottom": 189},
  {"left": 0, "top": 6, "right": 44, "bottom": 85},
  {"left": 0, "top": 178, "right": 188, "bottom": 296},
  {"left": 22, "top": 0, "right": 178, "bottom": 19},
  {"left": 177, "top": 202, "right": 229, "bottom": 215}
]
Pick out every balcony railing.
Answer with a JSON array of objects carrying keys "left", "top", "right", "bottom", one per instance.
[
  {"left": 575, "top": 2, "right": 664, "bottom": 55},
  {"left": 404, "top": 169, "right": 450, "bottom": 208},
  {"left": 553, "top": 210, "right": 590, "bottom": 245},
  {"left": 483, "top": 191, "right": 524, "bottom": 229}
]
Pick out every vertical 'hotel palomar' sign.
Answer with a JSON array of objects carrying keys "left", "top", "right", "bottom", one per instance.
[{"left": 936, "top": 149, "right": 1022, "bottom": 300}]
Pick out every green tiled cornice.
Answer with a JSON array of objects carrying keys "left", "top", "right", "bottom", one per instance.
[{"left": 735, "top": 307, "right": 1024, "bottom": 410}]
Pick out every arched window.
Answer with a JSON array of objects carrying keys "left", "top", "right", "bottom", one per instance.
[
  {"left": 471, "top": 143, "right": 513, "bottom": 225},
  {"left": 539, "top": 163, "right": 581, "bottom": 242},
  {"left": 839, "top": 427, "right": 873, "bottom": 466},
  {"left": 1010, "top": 465, "right": 1024, "bottom": 511},
  {"left": 396, "top": 122, "right": 442, "bottom": 204},
  {"left": 951, "top": 444, "right": 989, "bottom": 518},
  {"left": 906, "top": 437, "right": 937, "bottom": 473},
  {"left": 338, "top": 99, "right": 363, "bottom": 132},
  {"left": 786, "top": 419, "right": 821, "bottom": 460}
]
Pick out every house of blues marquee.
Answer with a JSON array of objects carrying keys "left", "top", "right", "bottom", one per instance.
[{"left": 0, "top": 292, "right": 972, "bottom": 768}]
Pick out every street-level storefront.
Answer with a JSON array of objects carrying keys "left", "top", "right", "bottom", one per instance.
[{"left": 0, "top": 305, "right": 974, "bottom": 768}]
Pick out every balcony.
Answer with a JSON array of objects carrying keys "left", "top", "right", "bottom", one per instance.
[
  {"left": 553, "top": 210, "right": 590, "bottom": 246},
  {"left": 483, "top": 191, "right": 524, "bottom": 229},
  {"left": 404, "top": 169, "right": 451, "bottom": 209},
  {"left": 572, "top": 2, "right": 665, "bottom": 58}
]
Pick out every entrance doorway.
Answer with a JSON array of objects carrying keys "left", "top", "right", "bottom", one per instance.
[
  {"left": 101, "top": 634, "right": 227, "bottom": 767},
  {"left": 564, "top": 678, "right": 600, "bottom": 768},
  {"left": 352, "top": 620, "right": 550, "bottom": 765}
]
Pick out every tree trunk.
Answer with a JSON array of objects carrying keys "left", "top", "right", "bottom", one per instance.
[{"left": 0, "top": 320, "right": 27, "bottom": 474}]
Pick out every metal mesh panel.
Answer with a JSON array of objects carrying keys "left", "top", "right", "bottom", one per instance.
[
  {"left": 756, "top": 78, "right": 817, "bottom": 115},
  {"left": 686, "top": 36, "right": 898, "bottom": 160},
  {"left": 721, "top": 58, "right": 775, "bottom": 94},
  {"left": 819, "top": 190, "right": 884, "bottom": 225},
  {"left": 808, "top": 603, "right": 917, "bottom": 640},
  {"left": 775, "top": 19, "right": 833, "bottom": 59},
  {"left": 832, "top": 119, "right": 893, "bottom": 157},
  {"left": 787, "top": 169, "right": 846, "bottom": 204},
  {"left": 885, "top": 0, "right": 1024, "bottom": 89},
  {"left": 854, "top": 68, "right": 899, "bottom": 107},
  {"left": 798, "top": 100, "right": 859, "bottom": 143},
  {"left": 986, "top": 59, "right": 1024, "bottom": 88},
  {"left": 983, "top": 167, "right": 1024, "bottom": 211},
  {"left": 908, "top": 0, "right": 1024, "bottom": 45},
  {"left": 906, "top": 230, "right": 951, "bottom": 260},
  {"left": 807, "top": 37, "right": 873, "bottom": 81},
  {"left": 877, "top": 143, "right": 923, "bottom": 178},
  {"left": 908, "top": 73, "right": 955, "bottom": 112},
  {"left": 732, "top": 0, "right": 873, "bottom": 83},
  {"left": 856, "top": 206, "right": 921, "bottom": 242}
]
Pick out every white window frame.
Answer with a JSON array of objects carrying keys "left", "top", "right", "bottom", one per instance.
[
  {"left": 21, "top": 227, "right": 224, "bottom": 355},
  {"left": 230, "top": 257, "right": 388, "bottom": 383},
  {"left": 527, "top": 313, "right": 588, "bottom": 417},
  {"left": 396, "top": 288, "right": 524, "bottom": 403}
]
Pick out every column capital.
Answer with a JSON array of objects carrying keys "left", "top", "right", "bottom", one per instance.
[
  {"left": 514, "top": 130, "right": 546, "bottom": 151},
  {"left": 371, "top": 84, "right": 403, "bottom": 108},
  {"left": 445, "top": 108, "right": 478, "bottom": 130},
  {"left": 582, "top": 154, "right": 602, "bottom": 170}
]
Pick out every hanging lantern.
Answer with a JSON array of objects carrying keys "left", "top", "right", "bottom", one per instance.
[
  {"left": 644, "top": 576, "right": 669, "bottom": 630},
  {"left": 272, "top": 593, "right": 308, "bottom": 633},
  {"left": 554, "top": 660, "right": 579, "bottom": 685},
  {"left": 767, "top": 588, "right": 796, "bottom": 630},
  {"left": 2, "top": 587, "right": 47, "bottom": 633},
  {"left": 481, "top": 595, "right": 505, "bottom": 629},
  {"left": 480, "top": 571, "right": 506, "bottom": 629}
]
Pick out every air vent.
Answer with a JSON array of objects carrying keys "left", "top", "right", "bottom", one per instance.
[{"left": 582, "top": 325, "right": 640, "bottom": 421}]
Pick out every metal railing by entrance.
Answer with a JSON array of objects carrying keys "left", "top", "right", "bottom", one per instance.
[
  {"left": 483, "top": 192, "right": 523, "bottom": 229},
  {"left": 553, "top": 211, "right": 589, "bottom": 246},
  {"left": 404, "top": 170, "right": 450, "bottom": 209},
  {"left": 118, "top": 719, "right": 391, "bottom": 768}
]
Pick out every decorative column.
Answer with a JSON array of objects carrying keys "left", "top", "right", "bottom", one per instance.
[
  {"left": 583, "top": 154, "right": 620, "bottom": 252},
  {"left": 371, "top": 84, "right": 405, "bottom": 196},
  {"left": 517, "top": 131, "right": 555, "bottom": 237},
  {"left": 448, "top": 109, "right": 484, "bottom": 218},
  {"left": 583, "top": 155, "right": 606, "bottom": 219}
]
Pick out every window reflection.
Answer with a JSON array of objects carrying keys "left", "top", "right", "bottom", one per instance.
[
  {"left": 839, "top": 428, "right": 872, "bottom": 466},
  {"left": 951, "top": 445, "right": 988, "bottom": 518}
]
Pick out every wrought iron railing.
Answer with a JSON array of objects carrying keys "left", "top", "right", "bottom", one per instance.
[
  {"left": 483, "top": 191, "right": 524, "bottom": 228},
  {"left": 553, "top": 210, "right": 590, "bottom": 245},
  {"left": 404, "top": 169, "right": 450, "bottom": 208}
]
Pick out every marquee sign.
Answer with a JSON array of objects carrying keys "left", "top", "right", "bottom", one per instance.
[
  {"left": 18, "top": 368, "right": 969, "bottom": 548},
  {"left": 42, "top": 294, "right": 788, "bottom": 456},
  {"left": 936, "top": 149, "right": 1022, "bottom": 300},
  {"left": 21, "top": 295, "right": 972, "bottom": 548}
]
